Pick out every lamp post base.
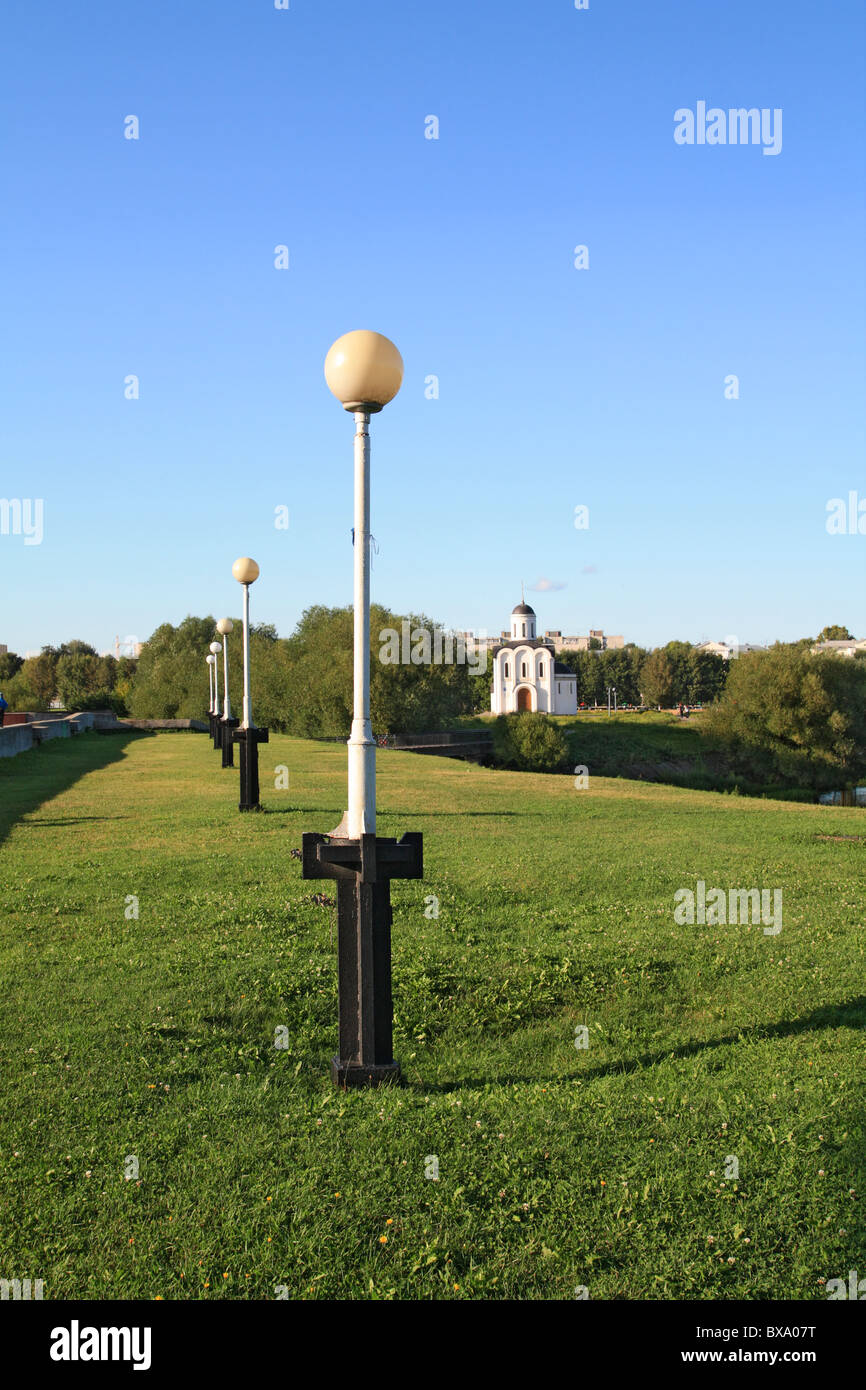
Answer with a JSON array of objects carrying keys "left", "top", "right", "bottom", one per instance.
[
  {"left": 220, "top": 717, "right": 239, "bottom": 767},
  {"left": 330, "top": 1057, "right": 402, "bottom": 1089},
  {"left": 209, "top": 712, "right": 221, "bottom": 747},
  {"left": 302, "top": 831, "right": 423, "bottom": 1088},
  {"left": 231, "top": 725, "right": 269, "bottom": 810}
]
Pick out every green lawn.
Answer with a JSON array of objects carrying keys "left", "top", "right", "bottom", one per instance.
[
  {"left": 0, "top": 730, "right": 863, "bottom": 1300},
  {"left": 459, "top": 708, "right": 825, "bottom": 797}
]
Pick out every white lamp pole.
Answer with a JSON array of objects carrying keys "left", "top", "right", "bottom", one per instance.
[
  {"left": 324, "top": 330, "right": 403, "bottom": 839},
  {"left": 349, "top": 409, "right": 374, "bottom": 834},
  {"left": 209, "top": 642, "right": 222, "bottom": 715},
  {"left": 232, "top": 557, "right": 260, "bottom": 729},
  {"left": 216, "top": 618, "right": 233, "bottom": 720},
  {"left": 206, "top": 654, "right": 214, "bottom": 713}
]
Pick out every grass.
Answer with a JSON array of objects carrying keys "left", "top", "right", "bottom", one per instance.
[
  {"left": 0, "top": 729, "right": 863, "bottom": 1300},
  {"left": 459, "top": 708, "right": 824, "bottom": 798}
]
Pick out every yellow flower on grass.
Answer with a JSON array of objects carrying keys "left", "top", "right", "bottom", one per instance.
[{"left": 379, "top": 1235, "right": 388, "bottom": 1245}]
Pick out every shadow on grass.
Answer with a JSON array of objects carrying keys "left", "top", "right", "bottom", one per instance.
[
  {"left": 0, "top": 731, "right": 147, "bottom": 848},
  {"left": 414, "top": 996, "right": 866, "bottom": 1094}
]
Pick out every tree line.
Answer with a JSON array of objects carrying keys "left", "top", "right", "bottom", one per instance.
[
  {"left": 2, "top": 616, "right": 861, "bottom": 789},
  {"left": 0, "top": 642, "right": 136, "bottom": 714}
]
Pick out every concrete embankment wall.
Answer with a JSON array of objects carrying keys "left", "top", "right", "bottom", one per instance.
[
  {"left": 0, "top": 711, "right": 97, "bottom": 758},
  {"left": 0, "top": 724, "right": 36, "bottom": 758}
]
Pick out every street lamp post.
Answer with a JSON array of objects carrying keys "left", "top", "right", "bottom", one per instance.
[
  {"left": 229, "top": 556, "right": 269, "bottom": 811},
  {"left": 206, "top": 653, "right": 217, "bottom": 732},
  {"left": 302, "top": 330, "right": 423, "bottom": 1089},
  {"left": 216, "top": 618, "right": 239, "bottom": 767},
  {"left": 209, "top": 641, "right": 223, "bottom": 747}
]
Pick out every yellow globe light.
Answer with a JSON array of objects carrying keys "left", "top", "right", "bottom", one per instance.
[
  {"left": 232, "top": 556, "right": 260, "bottom": 585},
  {"left": 216, "top": 618, "right": 234, "bottom": 636},
  {"left": 324, "top": 330, "right": 403, "bottom": 412}
]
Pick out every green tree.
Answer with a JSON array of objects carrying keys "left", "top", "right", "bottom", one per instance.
[
  {"left": 816, "top": 624, "right": 854, "bottom": 642},
  {"left": 639, "top": 648, "right": 678, "bottom": 707},
  {"left": 128, "top": 617, "right": 218, "bottom": 719},
  {"left": 688, "top": 648, "right": 728, "bottom": 703},
  {"left": 14, "top": 651, "right": 57, "bottom": 708},
  {"left": 556, "top": 649, "right": 604, "bottom": 705},
  {"left": 0, "top": 651, "right": 24, "bottom": 682},
  {"left": 56, "top": 652, "right": 106, "bottom": 710},
  {"left": 468, "top": 650, "right": 492, "bottom": 713},
  {"left": 597, "top": 646, "right": 647, "bottom": 705},
  {"left": 704, "top": 645, "right": 866, "bottom": 791},
  {"left": 4, "top": 665, "right": 40, "bottom": 711},
  {"left": 126, "top": 607, "right": 478, "bottom": 734}
]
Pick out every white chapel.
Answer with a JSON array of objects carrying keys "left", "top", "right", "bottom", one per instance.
[{"left": 491, "top": 600, "right": 578, "bottom": 715}]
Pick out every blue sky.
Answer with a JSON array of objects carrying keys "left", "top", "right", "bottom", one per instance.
[{"left": 2, "top": 0, "right": 864, "bottom": 656}]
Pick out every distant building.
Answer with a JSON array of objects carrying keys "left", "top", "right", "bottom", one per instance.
[
  {"left": 543, "top": 629, "right": 624, "bottom": 652},
  {"left": 490, "top": 601, "right": 577, "bottom": 715},
  {"left": 811, "top": 637, "right": 866, "bottom": 657},
  {"left": 694, "top": 640, "right": 765, "bottom": 661},
  {"left": 114, "top": 635, "right": 143, "bottom": 659}
]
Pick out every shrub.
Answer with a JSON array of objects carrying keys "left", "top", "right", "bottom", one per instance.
[{"left": 491, "top": 712, "right": 569, "bottom": 772}]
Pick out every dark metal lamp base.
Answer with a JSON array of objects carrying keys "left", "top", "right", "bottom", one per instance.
[
  {"left": 231, "top": 724, "right": 269, "bottom": 810},
  {"left": 303, "top": 831, "right": 423, "bottom": 1088},
  {"left": 220, "top": 717, "right": 240, "bottom": 767},
  {"left": 330, "top": 1057, "right": 402, "bottom": 1089}
]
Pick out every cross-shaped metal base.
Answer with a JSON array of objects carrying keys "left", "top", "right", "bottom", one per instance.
[
  {"left": 302, "top": 831, "right": 423, "bottom": 1087},
  {"left": 220, "top": 717, "right": 239, "bottom": 767},
  {"left": 231, "top": 725, "right": 269, "bottom": 810}
]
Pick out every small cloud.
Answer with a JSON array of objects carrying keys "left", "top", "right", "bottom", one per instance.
[
  {"left": 530, "top": 578, "right": 566, "bottom": 592},
  {"left": 581, "top": 565, "right": 597, "bottom": 575}
]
